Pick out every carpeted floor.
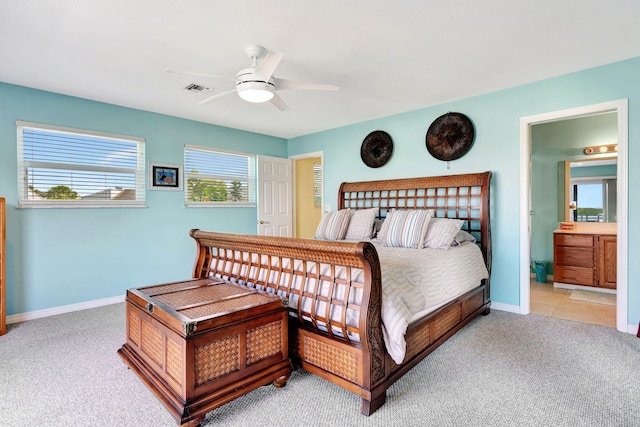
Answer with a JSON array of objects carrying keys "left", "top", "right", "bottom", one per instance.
[{"left": 1, "top": 303, "right": 639, "bottom": 426}]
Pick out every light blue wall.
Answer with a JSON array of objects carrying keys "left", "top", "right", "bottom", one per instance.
[
  {"left": 571, "top": 164, "right": 617, "bottom": 178},
  {"left": 530, "top": 113, "right": 618, "bottom": 274},
  {"left": 3, "top": 57, "right": 640, "bottom": 327},
  {"left": 288, "top": 57, "right": 640, "bottom": 326},
  {"left": 0, "top": 82, "right": 286, "bottom": 315}
]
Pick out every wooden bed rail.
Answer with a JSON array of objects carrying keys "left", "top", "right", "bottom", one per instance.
[
  {"left": 190, "top": 230, "right": 375, "bottom": 269},
  {"left": 188, "top": 229, "right": 387, "bottom": 396}
]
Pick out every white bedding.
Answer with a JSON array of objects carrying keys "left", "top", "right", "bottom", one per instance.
[{"left": 368, "top": 241, "right": 489, "bottom": 364}]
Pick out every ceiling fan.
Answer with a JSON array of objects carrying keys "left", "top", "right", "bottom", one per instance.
[{"left": 166, "top": 44, "right": 340, "bottom": 111}]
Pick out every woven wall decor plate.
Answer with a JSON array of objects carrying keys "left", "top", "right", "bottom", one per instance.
[
  {"left": 361, "top": 130, "right": 393, "bottom": 168},
  {"left": 425, "top": 112, "right": 475, "bottom": 161}
]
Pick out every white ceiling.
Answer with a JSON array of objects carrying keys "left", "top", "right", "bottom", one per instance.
[{"left": 1, "top": 1, "right": 639, "bottom": 139}]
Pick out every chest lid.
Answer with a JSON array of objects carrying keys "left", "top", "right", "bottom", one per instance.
[{"left": 126, "top": 277, "right": 286, "bottom": 337}]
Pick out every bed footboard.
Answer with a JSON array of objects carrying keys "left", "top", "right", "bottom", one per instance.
[{"left": 189, "top": 230, "right": 387, "bottom": 412}]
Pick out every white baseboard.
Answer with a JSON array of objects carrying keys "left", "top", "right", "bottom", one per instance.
[
  {"left": 490, "top": 301, "right": 521, "bottom": 314},
  {"left": 6, "top": 295, "right": 125, "bottom": 324}
]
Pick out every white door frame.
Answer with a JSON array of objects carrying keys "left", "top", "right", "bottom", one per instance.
[
  {"left": 289, "top": 151, "right": 324, "bottom": 238},
  {"left": 519, "top": 99, "right": 629, "bottom": 332}
]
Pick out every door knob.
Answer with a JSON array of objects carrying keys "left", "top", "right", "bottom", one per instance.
[{"left": 259, "top": 220, "right": 266, "bottom": 224}]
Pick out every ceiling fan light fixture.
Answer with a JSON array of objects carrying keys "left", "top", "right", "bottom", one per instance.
[
  {"left": 237, "top": 81, "right": 275, "bottom": 103},
  {"left": 168, "top": 44, "right": 338, "bottom": 111}
]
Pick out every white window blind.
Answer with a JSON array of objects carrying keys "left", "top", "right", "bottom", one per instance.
[
  {"left": 16, "top": 121, "right": 145, "bottom": 208},
  {"left": 184, "top": 145, "right": 255, "bottom": 207},
  {"left": 313, "top": 161, "right": 322, "bottom": 208}
]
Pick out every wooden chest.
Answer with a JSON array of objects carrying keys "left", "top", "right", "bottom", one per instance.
[{"left": 118, "top": 277, "right": 291, "bottom": 427}]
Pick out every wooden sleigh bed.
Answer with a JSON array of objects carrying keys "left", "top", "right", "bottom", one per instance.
[{"left": 188, "top": 171, "right": 492, "bottom": 415}]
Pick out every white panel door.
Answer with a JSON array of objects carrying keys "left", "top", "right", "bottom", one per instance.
[{"left": 257, "top": 155, "right": 293, "bottom": 236}]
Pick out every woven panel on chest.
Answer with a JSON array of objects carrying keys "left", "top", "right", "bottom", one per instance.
[
  {"left": 195, "top": 334, "right": 240, "bottom": 386},
  {"left": 246, "top": 320, "right": 282, "bottom": 365},
  {"left": 165, "top": 337, "right": 183, "bottom": 384},
  {"left": 141, "top": 279, "right": 212, "bottom": 296},
  {"left": 152, "top": 283, "right": 246, "bottom": 308},
  {"left": 178, "top": 294, "right": 272, "bottom": 319},
  {"left": 128, "top": 311, "right": 141, "bottom": 346},
  {"left": 141, "top": 321, "right": 164, "bottom": 366}
]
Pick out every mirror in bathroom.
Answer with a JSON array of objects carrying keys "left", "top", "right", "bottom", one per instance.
[{"left": 558, "top": 157, "right": 617, "bottom": 223}]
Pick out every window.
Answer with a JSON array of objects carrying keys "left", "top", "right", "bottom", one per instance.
[
  {"left": 17, "top": 121, "right": 145, "bottom": 208},
  {"left": 184, "top": 145, "right": 255, "bottom": 206},
  {"left": 571, "top": 177, "right": 617, "bottom": 223}
]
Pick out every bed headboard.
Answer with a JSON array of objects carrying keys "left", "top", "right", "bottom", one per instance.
[{"left": 338, "top": 171, "right": 492, "bottom": 274}]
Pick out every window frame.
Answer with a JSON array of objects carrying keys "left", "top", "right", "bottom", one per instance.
[
  {"left": 16, "top": 120, "right": 146, "bottom": 209},
  {"left": 184, "top": 144, "right": 256, "bottom": 208}
]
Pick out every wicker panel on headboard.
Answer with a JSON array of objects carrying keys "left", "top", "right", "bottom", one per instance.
[{"left": 338, "top": 172, "right": 492, "bottom": 275}]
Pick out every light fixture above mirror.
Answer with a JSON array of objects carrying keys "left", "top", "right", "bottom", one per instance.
[{"left": 583, "top": 144, "right": 617, "bottom": 155}]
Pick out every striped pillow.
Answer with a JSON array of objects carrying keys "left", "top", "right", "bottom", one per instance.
[
  {"left": 314, "top": 209, "right": 351, "bottom": 240},
  {"left": 345, "top": 207, "right": 379, "bottom": 240},
  {"left": 380, "top": 209, "right": 433, "bottom": 249},
  {"left": 423, "top": 218, "right": 464, "bottom": 249},
  {"left": 375, "top": 209, "right": 396, "bottom": 243}
]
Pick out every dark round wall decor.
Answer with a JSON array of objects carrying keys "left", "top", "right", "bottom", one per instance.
[
  {"left": 425, "top": 112, "right": 475, "bottom": 161},
  {"left": 361, "top": 130, "right": 393, "bottom": 168}
]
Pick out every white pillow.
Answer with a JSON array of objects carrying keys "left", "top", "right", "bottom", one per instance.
[
  {"left": 314, "top": 209, "right": 351, "bottom": 240},
  {"left": 423, "top": 218, "right": 464, "bottom": 249},
  {"left": 452, "top": 230, "right": 476, "bottom": 246},
  {"left": 375, "top": 209, "right": 396, "bottom": 243},
  {"left": 380, "top": 209, "right": 433, "bottom": 249},
  {"left": 345, "top": 207, "right": 379, "bottom": 240}
]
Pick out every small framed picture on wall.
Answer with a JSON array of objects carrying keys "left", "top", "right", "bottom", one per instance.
[{"left": 148, "top": 163, "right": 183, "bottom": 191}]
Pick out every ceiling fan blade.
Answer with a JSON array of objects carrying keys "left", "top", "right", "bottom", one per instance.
[
  {"left": 252, "top": 50, "right": 283, "bottom": 81},
  {"left": 269, "top": 93, "right": 289, "bottom": 111},
  {"left": 165, "top": 68, "right": 236, "bottom": 82},
  {"left": 273, "top": 77, "right": 340, "bottom": 92},
  {"left": 197, "top": 89, "right": 237, "bottom": 105}
]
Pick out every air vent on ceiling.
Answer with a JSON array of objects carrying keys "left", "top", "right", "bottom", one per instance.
[{"left": 184, "top": 83, "right": 211, "bottom": 94}]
